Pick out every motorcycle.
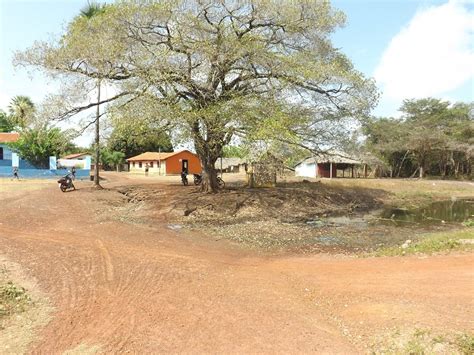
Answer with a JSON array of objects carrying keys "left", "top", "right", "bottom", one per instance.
[
  {"left": 58, "top": 173, "right": 75, "bottom": 192},
  {"left": 181, "top": 171, "right": 188, "bottom": 186}
]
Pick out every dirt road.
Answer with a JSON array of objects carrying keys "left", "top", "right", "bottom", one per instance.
[{"left": 0, "top": 175, "right": 472, "bottom": 353}]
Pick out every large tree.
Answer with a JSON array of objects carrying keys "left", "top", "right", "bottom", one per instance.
[{"left": 16, "top": 0, "right": 377, "bottom": 191}]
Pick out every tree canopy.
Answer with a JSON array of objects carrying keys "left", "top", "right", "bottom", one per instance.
[
  {"left": 9, "top": 126, "right": 76, "bottom": 168},
  {"left": 363, "top": 98, "right": 473, "bottom": 178},
  {"left": 16, "top": 0, "right": 378, "bottom": 191}
]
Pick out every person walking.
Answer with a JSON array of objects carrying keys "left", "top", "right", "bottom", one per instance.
[
  {"left": 12, "top": 167, "right": 19, "bottom": 180},
  {"left": 145, "top": 163, "right": 149, "bottom": 176}
]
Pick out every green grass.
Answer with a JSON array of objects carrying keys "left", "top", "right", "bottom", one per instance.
[
  {"left": 0, "top": 281, "right": 31, "bottom": 320},
  {"left": 375, "top": 229, "right": 474, "bottom": 256}
]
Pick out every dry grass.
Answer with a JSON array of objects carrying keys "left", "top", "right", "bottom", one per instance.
[{"left": 0, "top": 256, "right": 52, "bottom": 354}]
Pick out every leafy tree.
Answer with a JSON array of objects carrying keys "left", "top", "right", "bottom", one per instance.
[
  {"left": 16, "top": 0, "right": 377, "bottom": 191},
  {"left": 107, "top": 109, "right": 173, "bottom": 158},
  {"left": 364, "top": 98, "right": 473, "bottom": 178},
  {"left": 0, "top": 110, "right": 14, "bottom": 132},
  {"left": 9, "top": 126, "right": 75, "bottom": 168},
  {"left": 222, "top": 145, "right": 249, "bottom": 159}
]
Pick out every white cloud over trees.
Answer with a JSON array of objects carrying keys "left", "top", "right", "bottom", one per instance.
[{"left": 375, "top": 0, "right": 474, "bottom": 101}]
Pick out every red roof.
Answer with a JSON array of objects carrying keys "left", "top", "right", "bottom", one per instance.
[
  {"left": 0, "top": 132, "right": 20, "bottom": 143},
  {"left": 62, "top": 152, "right": 90, "bottom": 159},
  {"left": 126, "top": 150, "right": 196, "bottom": 162}
]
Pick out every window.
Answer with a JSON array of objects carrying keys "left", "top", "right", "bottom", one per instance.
[
  {"left": 0, "top": 147, "right": 3, "bottom": 160},
  {"left": 132, "top": 162, "right": 135, "bottom": 167},
  {"left": 139, "top": 162, "right": 142, "bottom": 168},
  {"left": 150, "top": 162, "right": 153, "bottom": 168}
]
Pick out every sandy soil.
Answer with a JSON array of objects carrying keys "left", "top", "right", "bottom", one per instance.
[{"left": 0, "top": 173, "right": 472, "bottom": 353}]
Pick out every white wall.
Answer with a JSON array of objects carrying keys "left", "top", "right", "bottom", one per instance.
[
  {"left": 129, "top": 160, "right": 166, "bottom": 175},
  {"left": 295, "top": 163, "right": 316, "bottom": 178}
]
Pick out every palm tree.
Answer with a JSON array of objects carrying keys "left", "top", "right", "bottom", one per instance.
[
  {"left": 103, "top": 151, "right": 126, "bottom": 172},
  {"left": 80, "top": 1, "right": 106, "bottom": 18},
  {"left": 79, "top": 1, "right": 106, "bottom": 188},
  {"left": 8, "top": 95, "right": 35, "bottom": 129}
]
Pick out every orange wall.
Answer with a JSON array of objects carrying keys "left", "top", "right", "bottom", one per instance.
[{"left": 165, "top": 151, "right": 202, "bottom": 175}]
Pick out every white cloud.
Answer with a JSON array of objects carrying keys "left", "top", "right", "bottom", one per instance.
[{"left": 374, "top": 0, "right": 474, "bottom": 101}]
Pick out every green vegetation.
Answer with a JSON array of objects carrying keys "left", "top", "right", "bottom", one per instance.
[
  {"left": 456, "top": 333, "right": 474, "bottom": 355},
  {"left": 372, "top": 328, "right": 474, "bottom": 355},
  {"left": 101, "top": 150, "right": 125, "bottom": 172},
  {"left": 375, "top": 229, "right": 474, "bottom": 256},
  {"left": 462, "top": 219, "right": 474, "bottom": 227},
  {"left": 0, "top": 281, "right": 31, "bottom": 320},
  {"left": 9, "top": 126, "right": 75, "bottom": 169},
  {"left": 107, "top": 118, "right": 173, "bottom": 159},
  {"left": 16, "top": 0, "right": 377, "bottom": 192},
  {"left": 363, "top": 98, "right": 473, "bottom": 179}
]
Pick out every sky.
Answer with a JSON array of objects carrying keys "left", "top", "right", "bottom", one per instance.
[{"left": 1, "top": 0, "right": 473, "bottom": 147}]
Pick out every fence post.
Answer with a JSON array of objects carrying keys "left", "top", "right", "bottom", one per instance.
[
  {"left": 49, "top": 156, "right": 57, "bottom": 171},
  {"left": 12, "top": 153, "right": 19, "bottom": 168}
]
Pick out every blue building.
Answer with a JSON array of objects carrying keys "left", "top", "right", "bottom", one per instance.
[
  {"left": 0, "top": 132, "right": 91, "bottom": 179},
  {"left": 0, "top": 132, "right": 19, "bottom": 170}
]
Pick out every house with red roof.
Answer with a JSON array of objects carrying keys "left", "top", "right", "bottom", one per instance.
[{"left": 126, "top": 150, "right": 201, "bottom": 175}]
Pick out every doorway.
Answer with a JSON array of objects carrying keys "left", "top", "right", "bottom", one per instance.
[{"left": 182, "top": 159, "right": 188, "bottom": 173}]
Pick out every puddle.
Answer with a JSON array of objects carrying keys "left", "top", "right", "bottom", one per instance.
[
  {"left": 306, "top": 198, "right": 474, "bottom": 228},
  {"left": 378, "top": 198, "right": 474, "bottom": 226}
]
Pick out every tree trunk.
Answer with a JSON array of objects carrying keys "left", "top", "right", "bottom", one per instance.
[
  {"left": 94, "top": 80, "right": 102, "bottom": 189},
  {"left": 419, "top": 165, "right": 424, "bottom": 179},
  {"left": 200, "top": 154, "right": 219, "bottom": 193}
]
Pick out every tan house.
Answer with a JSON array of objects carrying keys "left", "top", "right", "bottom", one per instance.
[{"left": 126, "top": 150, "right": 202, "bottom": 175}]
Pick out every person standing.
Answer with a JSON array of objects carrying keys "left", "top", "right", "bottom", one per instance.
[{"left": 145, "top": 163, "right": 149, "bottom": 176}]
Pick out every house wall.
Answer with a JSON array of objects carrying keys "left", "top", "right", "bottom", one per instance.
[
  {"left": 0, "top": 144, "right": 13, "bottom": 161},
  {"left": 129, "top": 160, "right": 166, "bottom": 175},
  {"left": 295, "top": 163, "right": 316, "bottom": 178},
  {"left": 0, "top": 154, "right": 91, "bottom": 179},
  {"left": 165, "top": 151, "right": 201, "bottom": 175}
]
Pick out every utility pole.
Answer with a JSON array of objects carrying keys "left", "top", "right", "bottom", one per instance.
[{"left": 94, "top": 79, "right": 102, "bottom": 188}]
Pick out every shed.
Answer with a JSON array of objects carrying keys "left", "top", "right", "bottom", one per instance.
[
  {"left": 126, "top": 150, "right": 201, "bottom": 175},
  {"left": 215, "top": 158, "right": 246, "bottom": 173},
  {"left": 295, "top": 152, "right": 361, "bottom": 178}
]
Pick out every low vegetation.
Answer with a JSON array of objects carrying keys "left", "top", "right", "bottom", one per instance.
[
  {"left": 371, "top": 328, "right": 474, "bottom": 355},
  {"left": 375, "top": 229, "right": 474, "bottom": 257},
  {"left": 0, "top": 267, "right": 32, "bottom": 326}
]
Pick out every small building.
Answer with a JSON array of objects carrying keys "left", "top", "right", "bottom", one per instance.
[
  {"left": 126, "top": 150, "right": 202, "bottom": 175},
  {"left": 215, "top": 158, "right": 246, "bottom": 173},
  {"left": 295, "top": 152, "right": 361, "bottom": 178},
  {"left": 58, "top": 152, "right": 92, "bottom": 169}
]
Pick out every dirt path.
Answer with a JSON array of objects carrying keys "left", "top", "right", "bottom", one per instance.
[{"left": 0, "top": 175, "right": 472, "bottom": 353}]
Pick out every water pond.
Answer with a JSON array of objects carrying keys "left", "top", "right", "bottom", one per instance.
[{"left": 378, "top": 198, "right": 474, "bottom": 226}]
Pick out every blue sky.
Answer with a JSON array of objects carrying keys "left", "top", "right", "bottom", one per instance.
[{"left": 1, "top": 0, "right": 473, "bottom": 146}]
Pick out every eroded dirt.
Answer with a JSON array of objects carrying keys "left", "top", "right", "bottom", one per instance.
[{"left": 0, "top": 173, "right": 472, "bottom": 353}]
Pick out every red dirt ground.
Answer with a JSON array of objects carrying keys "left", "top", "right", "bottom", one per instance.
[{"left": 0, "top": 173, "right": 472, "bottom": 353}]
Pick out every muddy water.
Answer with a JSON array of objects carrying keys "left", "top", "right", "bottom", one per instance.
[
  {"left": 378, "top": 199, "right": 474, "bottom": 226},
  {"left": 312, "top": 198, "right": 474, "bottom": 228}
]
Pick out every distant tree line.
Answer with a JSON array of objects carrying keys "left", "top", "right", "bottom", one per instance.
[{"left": 363, "top": 98, "right": 473, "bottom": 179}]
